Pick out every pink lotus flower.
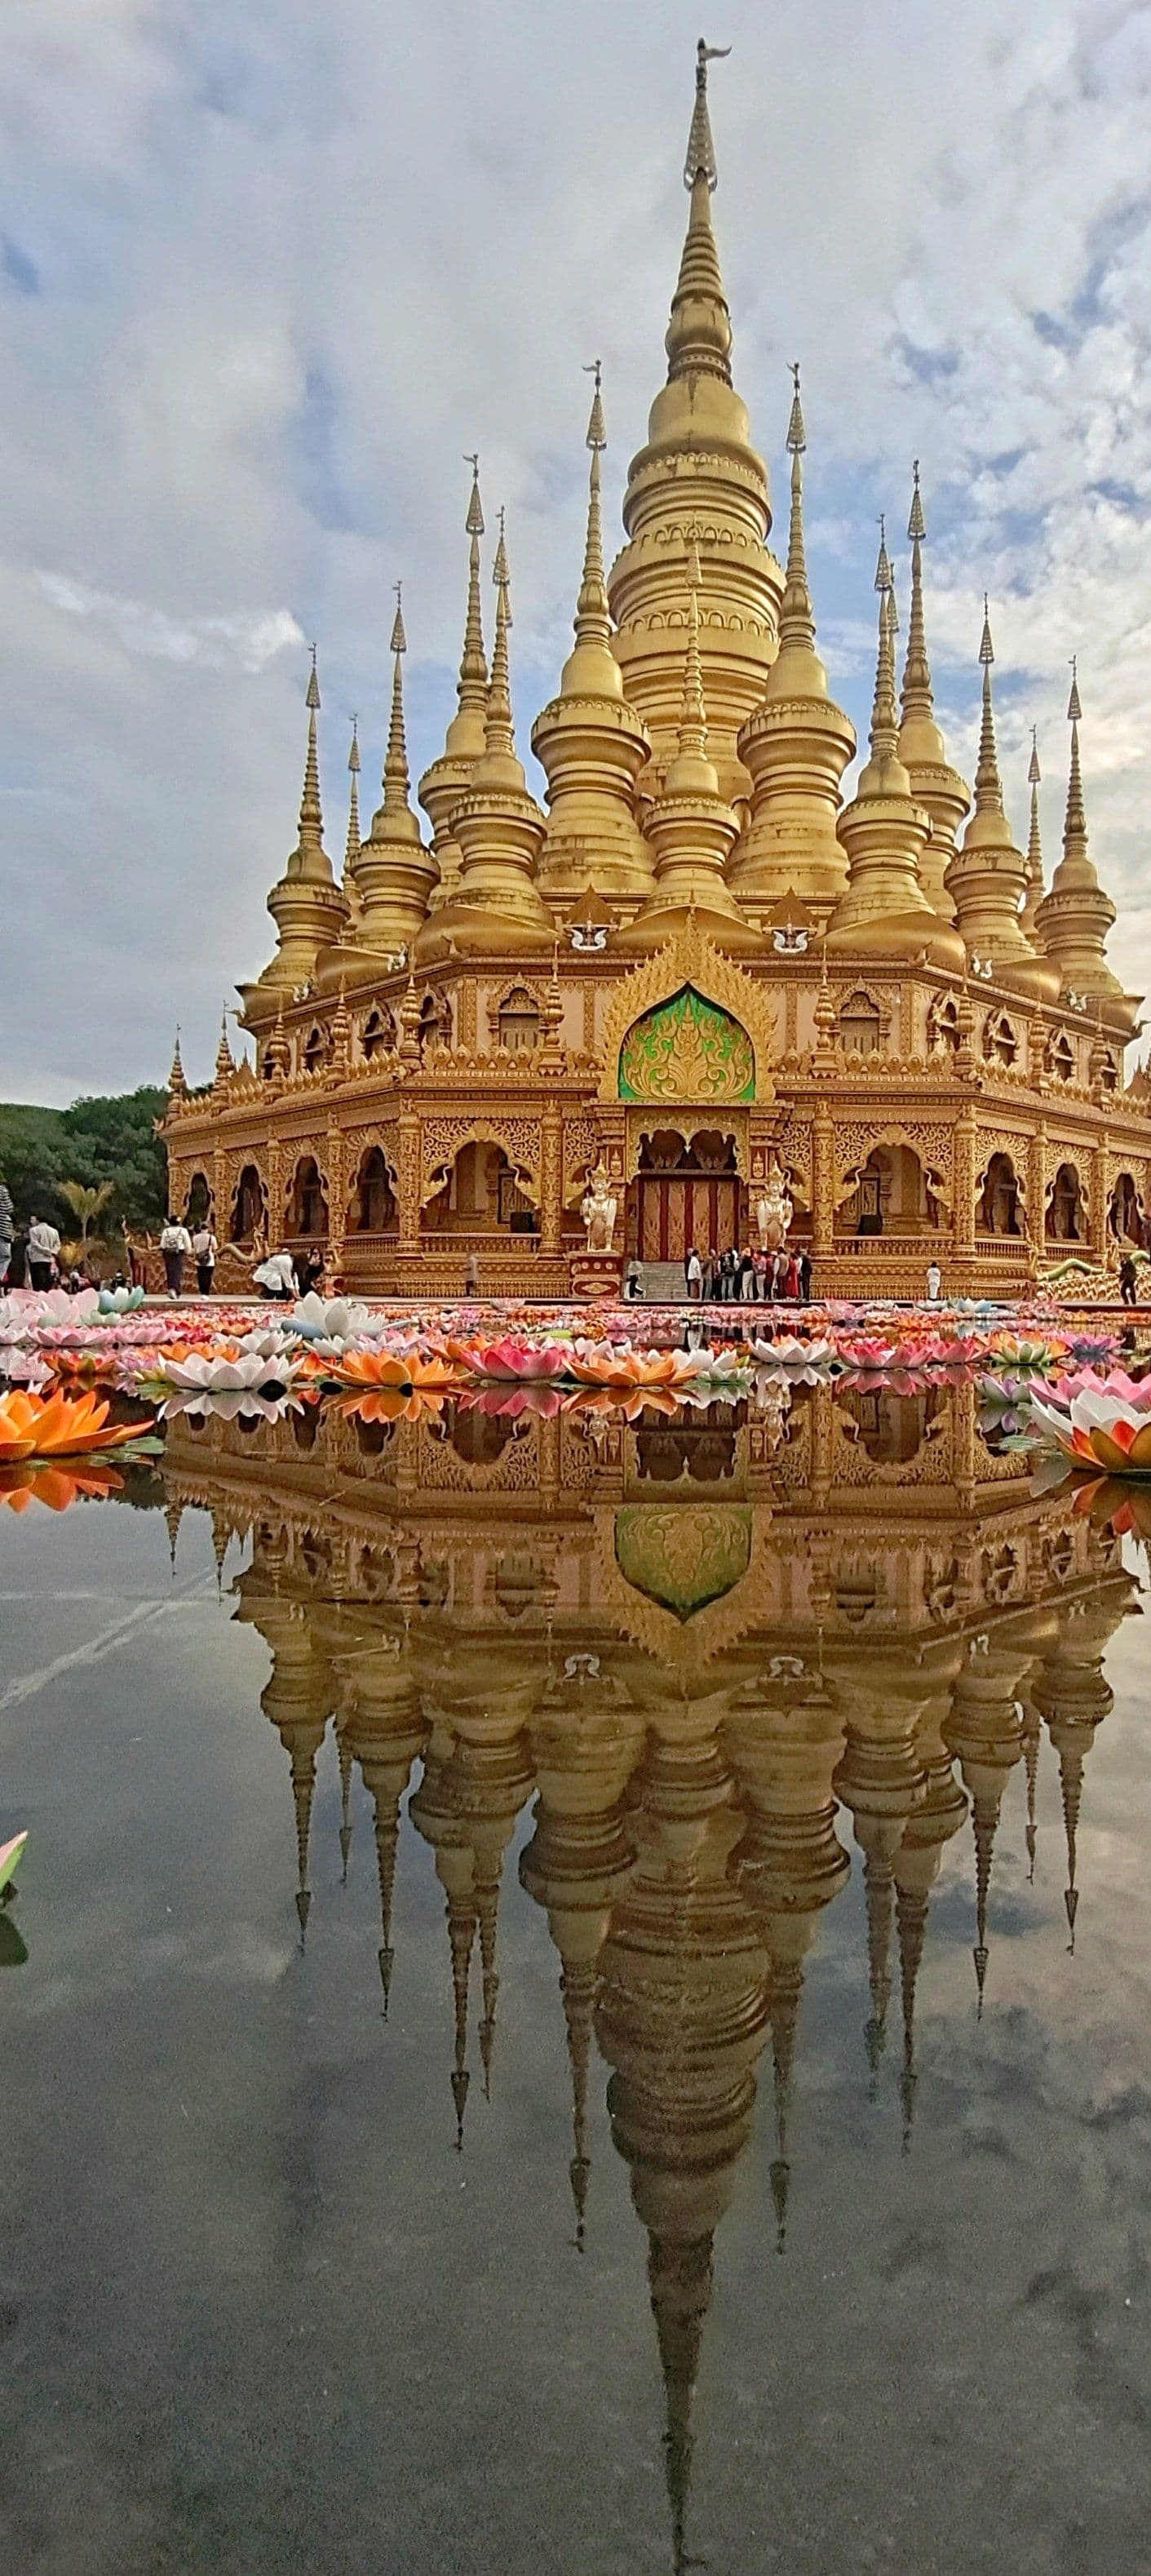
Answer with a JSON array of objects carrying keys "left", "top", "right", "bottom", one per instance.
[{"left": 1029, "top": 1377, "right": 1151, "bottom": 1476}]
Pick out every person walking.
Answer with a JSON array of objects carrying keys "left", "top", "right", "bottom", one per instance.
[
  {"left": 191, "top": 1221, "right": 218, "bottom": 1298},
  {"left": 926, "top": 1258, "right": 942, "bottom": 1303},
  {"left": 28, "top": 1214, "right": 61, "bottom": 1292},
  {"left": 0, "top": 1179, "right": 12, "bottom": 1286},
  {"left": 1119, "top": 1253, "right": 1139, "bottom": 1309},
  {"left": 686, "top": 1246, "right": 703, "bottom": 1303},
  {"left": 797, "top": 1248, "right": 812, "bottom": 1302},
  {"left": 159, "top": 1214, "right": 193, "bottom": 1298},
  {"left": 738, "top": 1244, "right": 756, "bottom": 1303}
]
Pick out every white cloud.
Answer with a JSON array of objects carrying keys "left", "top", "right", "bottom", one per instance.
[{"left": 3, "top": 0, "right": 1151, "bottom": 1099}]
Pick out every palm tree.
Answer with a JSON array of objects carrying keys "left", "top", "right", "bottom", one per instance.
[{"left": 60, "top": 1179, "right": 115, "bottom": 1246}]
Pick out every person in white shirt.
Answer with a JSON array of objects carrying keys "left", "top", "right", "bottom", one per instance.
[
  {"left": 926, "top": 1259, "right": 942, "bottom": 1303},
  {"left": 191, "top": 1225, "right": 218, "bottom": 1297},
  {"left": 159, "top": 1217, "right": 193, "bottom": 1297},
  {"left": 252, "top": 1248, "right": 297, "bottom": 1302},
  {"left": 28, "top": 1216, "right": 62, "bottom": 1291},
  {"left": 685, "top": 1247, "right": 703, "bottom": 1303}
]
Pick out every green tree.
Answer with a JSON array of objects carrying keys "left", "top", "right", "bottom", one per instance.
[
  {"left": 59, "top": 1179, "right": 116, "bottom": 1244},
  {"left": 0, "top": 1085, "right": 169, "bottom": 1233}
]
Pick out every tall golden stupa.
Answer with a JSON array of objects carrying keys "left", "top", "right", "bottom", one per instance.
[{"left": 163, "top": 42, "right": 1150, "bottom": 1299}]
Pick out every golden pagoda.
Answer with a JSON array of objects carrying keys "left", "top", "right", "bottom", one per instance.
[{"left": 163, "top": 42, "right": 1149, "bottom": 1301}]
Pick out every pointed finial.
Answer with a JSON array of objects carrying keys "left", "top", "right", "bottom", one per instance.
[
  {"left": 1064, "top": 656, "right": 1087, "bottom": 846},
  {"left": 493, "top": 503, "right": 510, "bottom": 594},
  {"left": 167, "top": 1028, "right": 187, "bottom": 1097},
  {"left": 901, "top": 461, "right": 934, "bottom": 722},
  {"left": 214, "top": 1009, "right": 234, "bottom": 1085},
  {"left": 382, "top": 595, "right": 412, "bottom": 816},
  {"left": 455, "top": 455, "right": 488, "bottom": 716},
  {"left": 291, "top": 1745, "right": 317, "bottom": 1948},
  {"left": 874, "top": 514, "right": 892, "bottom": 594},
  {"left": 484, "top": 510, "right": 516, "bottom": 759},
  {"left": 344, "top": 716, "right": 361, "bottom": 880},
  {"left": 1028, "top": 723, "right": 1041, "bottom": 787},
  {"left": 684, "top": 38, "right": 730, "bottom": 188},
  {"left": 778, "top": 366, "right": 815, "bottom": 653},
  {"left": 786, "top": 358, "right": 805, "bottom": 454},
  {"left": 867, "top": 537, "right": 899, "bottom": 760},
  {"left": 1067, "top": 652, "right": 1082, "bottom": 724},
  {"left": 299, "top": 649, "right": 325, "bottom": 855},
  {"left": 972, "top": 599, "right": 1005, "bottom": 817},
  {"left": 573, "top": 366, "right": 611, "bottom": 652},
  {"left": 1024, "top": 725, "right": 1044, "bottom": 920}
]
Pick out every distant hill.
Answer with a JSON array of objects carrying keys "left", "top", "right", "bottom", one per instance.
[{"left": 0, "top": 1088, "right": 168, "bottom": 1234}]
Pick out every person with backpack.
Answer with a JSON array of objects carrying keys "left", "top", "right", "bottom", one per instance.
[
  {"left": 159, "top": 1215, "right": 193, "bottom": 1298},
  {"left": 191, "top": 1221, "right": 218, "bottom": 1297}
]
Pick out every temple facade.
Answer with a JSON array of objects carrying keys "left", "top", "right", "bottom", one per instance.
[{"left": 162, "top": 44, "right": 1151, "bottom": 1301}]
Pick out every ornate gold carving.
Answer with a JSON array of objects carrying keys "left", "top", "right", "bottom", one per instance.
[{"left": 596, "top": 924, "right": 776, "bottom": 1104}]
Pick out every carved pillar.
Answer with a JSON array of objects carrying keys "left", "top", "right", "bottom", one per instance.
[
  {"left": 1028, "top": 1122, "right": 1047, "bottom": 1254},
  {"left": 266, "top": 1133, "right": 285, "bottom": 1244},
  {"left": 540, "top": 1099, "right": 563, "bottom": 1258},
  {"left": 954, "top": 1109, "right": 976, "bottom": 1259},
  {"left": 212, "top": 1138, "right": 228, "bottom": 1230},
  {"left": 457, "top": 978, "right": 477, "bottom": 1051},
  {"left": 1089, "top": 1133, "right": 1109, "bottom": 1261},
  {"left": 396, "top": 1111, "right": 422, "bottom": 1255},
  {"left": 326, "top": 1123, "right": 347, "bottom": 1279},
  {"left": 812, "top": 1105, "right": 834, "bottom": 1261}
]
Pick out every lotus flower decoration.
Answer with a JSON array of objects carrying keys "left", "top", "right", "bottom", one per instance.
[
  {"left": 0, "top": 1388, "right": 146, "bottom": 1462},
  {"left": 1029, "top": 1370, "right": 1151, "bottom": 1477}
]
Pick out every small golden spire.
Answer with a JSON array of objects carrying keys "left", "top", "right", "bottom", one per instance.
[
  {"left": 299, "top": 645, "right": 325, "bottom": 862},
  {"left": 458, "top": 454, "right": 488, "bottom": 716},
  {"left": 867, "top": 525, "right": 899, "bottom": 760},
  {"left": 381, "top": 583, "right": 411, "bottom": 815},
  {"left": 573, "top": 359, "right": 611, "bottom": 651},
  {"left": 1064, "top": 655, "right": 1087, "bottom": 850},
  {"left": 666, "top": 39, "right": 733, "bottom": 387},
  {"left": 166, "top": 1027, "right": 187, "bottom": 1097},
  {"left": 777, "top": 361, "right": 815, "bottom": 652},
  {"left": 900, "top": 461, "right": 933, "bottom": 724},
  {"left": 485, "top": 508, "right": 516, "bottom": 760},
  {"left": 1022, "top": 725, "right": 1044, "bottom": 930},
  {"left": 214, "top": 1009, "right": 233, "bottom": 1086},
  {"left": 972, "top": 596, "right": 1005, "bottom": 816},
  {"left": 344, "top": 716, "right": 361, "bottom": 879}
]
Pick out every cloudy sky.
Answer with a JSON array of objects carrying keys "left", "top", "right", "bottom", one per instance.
[{"left": 3, "top": 0, "right": 1151, "bottom": 1103}]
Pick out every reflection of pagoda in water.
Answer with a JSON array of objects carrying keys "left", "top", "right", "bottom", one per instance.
[{"left": 162, "top": 1386, "right": 1138, "bottom": 2569}]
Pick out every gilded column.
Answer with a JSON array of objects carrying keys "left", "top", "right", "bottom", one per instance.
[
  {"left": 1089, "top": 1134, "right": 1109, "bottom": 1261},
  {"left": 812, "top": 1105, "right": 834, "bottom": 1262},
  {"left": 212, "top": 1138, "right": 228, "bottom": 1232},
  {"left": 458, "top": 978, "right": 477, "bottom": 1051},
  {"left": 540, "top": 1100, "right": 563, "bottom": 1259},
  {"left": 326, "top": 1123, "right": 347, "bottom": 1278},
  {"left": 1028, "top": 1123, "right": 1047, "bottom": 1255},
  {"left": 266, "top": 1133, "right": 286, "bottom": 1244},
  {"left": 397, "top": 1111, "right": 422, "bottom": 1254},
  {"left": 954, "top": 1108, "right": 976, "bottom": 1259}
]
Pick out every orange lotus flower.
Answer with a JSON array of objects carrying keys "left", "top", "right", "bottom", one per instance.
[
  {"left": 337, "top": 1387, "right": 445, "bottom": 1427},
  {"left": 567, "top": 1346, "right": 687, "bottom": 1393},
  {"left": 0, "top": 1387, "right": 144, "bottom": 1463},
  {"left": 0, "top": 1461, "right": 126, "bottom": 1513},
  {"left": 328, "top": 1349, "right": 458, "bottom": 1396}
]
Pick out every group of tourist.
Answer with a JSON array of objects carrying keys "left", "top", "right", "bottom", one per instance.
[{"left": 683, "top": 1244, "right": 812, "bottom": 1303}]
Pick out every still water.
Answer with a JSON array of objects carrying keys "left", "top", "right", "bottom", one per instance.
[{"left": 2, "top": 1381, "right": 1151, "bottom": 2574}]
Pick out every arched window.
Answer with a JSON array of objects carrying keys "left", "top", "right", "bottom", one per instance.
[
  {"left": 930, "top": 995, "right": 961, "bottom": 1055},
  {"left": 1047, "top": 1031, "right": 1075, "bottom": 1083},
  {"left": 351, "top": 1146, "right": 396, "bottom": 1234},
  {"left": 978, "top": 1152, "right": 1022, "bottom": 1238},
  {"left": 839, "top": 991, "right": 882, "bottom": 1055},
  {"left": 419, "top": 992, "right": 452, "bottom": 1053},
  {"left": 496, "top": 987, "right": 542, "bottom": 1053},
  {"left": 303, "top": 1025, "right": 328, "bottom": 1074},
  {"left": 231, "top": 1164, "right": 265, "bottom": 1244},
  {"left": 1109, "top": 1173, "right": 1142, "bottom": 1244},
  {"left": 362, "top": 1007, "right": 395, "bottom": 1061},
  {"left": 1098, "top": 1049, "right": 1118, "bottom": 1094},
  {"left": 185, "top": 1173, "right": 211, "bottom": 1226},
  {"left": 1046, "top": 1163, "right": 1083, "bottom": 1243},
  {"left": 287, "top": 1156, "right": 328, "bottom": 1237},
  {"left": 983, "top": 1011, "right": 1018, "bottom": 1070}
]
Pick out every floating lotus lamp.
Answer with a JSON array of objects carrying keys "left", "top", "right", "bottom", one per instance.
[
  {"left": 97, "top": 1284, "right": 146, "bottom": 1315},
  {"left": 0, "top": 1460, "right": 127, "bottom": 1513},
  {"left": 150, "top": 1346, "right": 304, "bottom": 1403},
  {"left": 0, "top": 1387, "right": 145, "bottom": 1461},
  {"left": 1029, "top": 1375, "right": 1151, "bottom": 1476},
  {"left": 0, "top": 1833, "right": 27, "bottom": 1897},
  {"left": 749, "top": 1335, "right": 835, "bottom": 1371},
  {"left": 326, "top": 1349, "right": 458, "bottom": 1399}
]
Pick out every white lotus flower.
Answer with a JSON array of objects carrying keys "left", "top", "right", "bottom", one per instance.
[
  {"left": 159, "top": 1349, "right": 302, "bottom": 1397},
  {"left": 159, "top": 1388, "right": 303, "bottom": 1423}
]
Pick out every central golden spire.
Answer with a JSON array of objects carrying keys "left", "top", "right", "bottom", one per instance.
[
  {"left": 608, "top": 38, "right": 780, "bottom": 803},
  {"left": 896, "top": 463, "right": 969, "bottom": 920}
]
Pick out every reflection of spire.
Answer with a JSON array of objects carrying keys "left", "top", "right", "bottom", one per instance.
[
  {"left": 896, "top": 1882, "right": 928, "bottom": 2151},
  {"left": 1057, "top": 1741, "right": 1083, "bottom": 1950},
  {"left": 768, "top": 1961, "right": 802, "bottom": 2253},
  {"left": 292, "top": 1740, "right": 317, "bottom": 1944},
  {"left": 1023, "top": 1703, "right": 1041, "bottom": 1882},
  {"left": 449, "top": 1893, "right": 477, "bottom": 2148},
  {"left": 972, "top": 1802, "right": 998, "bottom": 2015},
  {"left": 560, "top": 1958, "right": 595, "bottom": 2248},
  {"left": 337, "top": 1727, "right": 353, "bottom": 1882},
  {"left": 863, "top": 1848, "right": 894, "bottom": 2084},
  {"left": 476, "top": 1860, "right": 502, "bottom": 2099},
  {"left": 649, "top": 2228, "right": 711, "bottom": 2576},
  {"left": 163, "top": 1496, "right": 184, "bottom": 1573},
  {"left": 374, "top": 1799, "right": 398, "bottom": 2013}
]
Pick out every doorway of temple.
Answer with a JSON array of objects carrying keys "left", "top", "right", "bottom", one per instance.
[{"left": 631, "top": 1128, "right": 741, "bottom": 1262}]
